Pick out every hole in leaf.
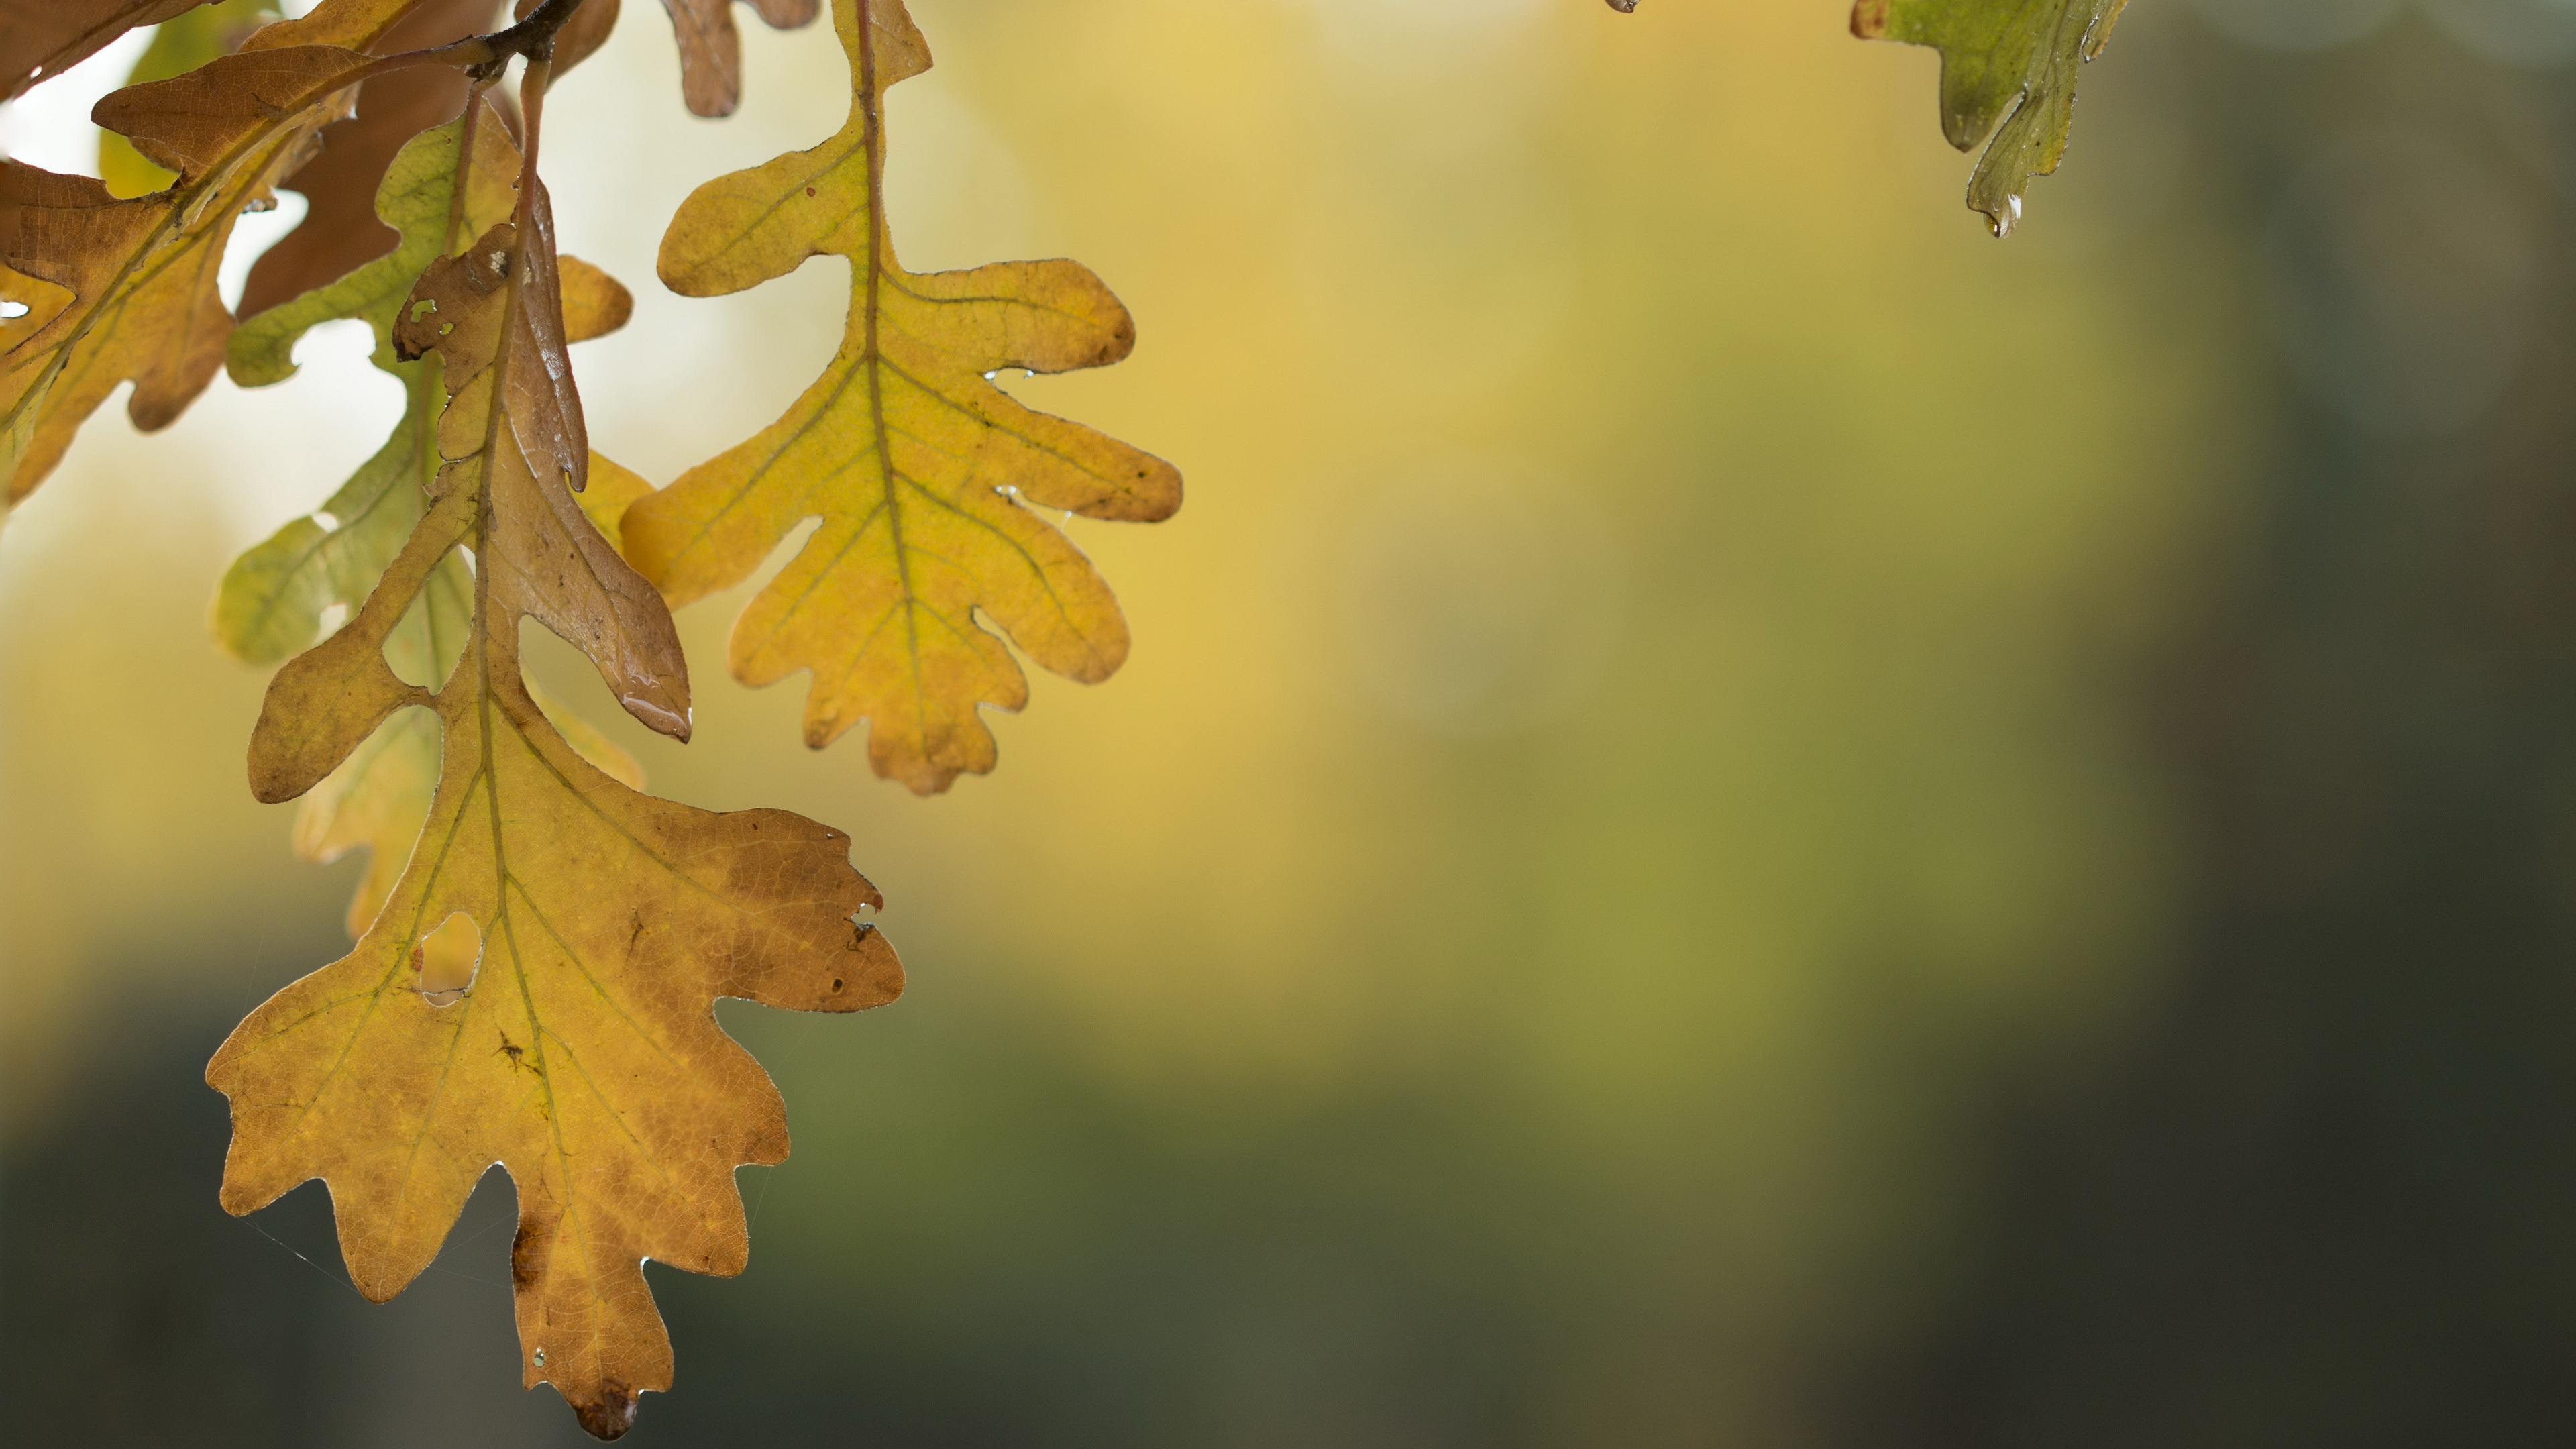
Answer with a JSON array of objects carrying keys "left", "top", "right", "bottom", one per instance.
[
  {"left": 533, "top": 1347, "right": 547, "bottom": 1367},
  {"left": 0, "top": 301, "right": 28, "bottom": 320},
  {"left": 311, "top": 508, "right": 339, "bottom": 531},
  {"left": 315, "top": 601, "right": 350, "bottom": 641},
  {"left": 414, "top": 913, "right": 482, "bottom": 1007},
  {"left": 409, "top": 298, "right": 437, "bottom": 321}
]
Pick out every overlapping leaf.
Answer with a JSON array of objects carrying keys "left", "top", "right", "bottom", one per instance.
[
  {"left": 207, "top": 144, "right": 903, "bottom": 1439},
  {"left": 624, "top": 0, "right": 1181, "bottom": 794},
  {"left": 219, "top": 105, "right": 641, "bottom": 938},
  {"left": 240, "top": 0, "right": 500, "bottom": 318},
  {"left": 1853, "top": 0, "right": 2127, "bottom": 235},
  {"left": 0, "top": 0, "right": 426, "bottom": 510}
]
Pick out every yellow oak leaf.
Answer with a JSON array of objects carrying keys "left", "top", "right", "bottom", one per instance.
[
  {"left": 0, "top": 0, "right": 427, "bottom": 510},
  {"left": 624, "top": 0, "right": 1181, "bottom": 795},
  {"left": 208, "top": 159, "right": 902, "bottom": 1440}
]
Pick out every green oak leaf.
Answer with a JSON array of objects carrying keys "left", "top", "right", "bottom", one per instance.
[{"left": 1854, "top": 0, "right": 2127, "bottom": 237}]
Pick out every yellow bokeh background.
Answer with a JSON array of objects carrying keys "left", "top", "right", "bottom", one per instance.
[{"left": 0, "top": 0, "right": 2302, "bottom": 1441}]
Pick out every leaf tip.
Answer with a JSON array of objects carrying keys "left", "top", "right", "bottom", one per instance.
[
  {"left": 569, "top": 1383, "right": 641, "bottom": 1441},
  {"left": 620, "top": 694, "right": 692, "bottom": 743}
]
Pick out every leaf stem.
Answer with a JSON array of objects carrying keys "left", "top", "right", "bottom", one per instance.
[
  {"left": 445, "top": 79, "right": 494, "bottom": 254},
  {"left": 360, "top": 0, "right": 585, "bottom": 90},
  {"left": 515, "top": 55, "right": 551, "bottom": 211}
]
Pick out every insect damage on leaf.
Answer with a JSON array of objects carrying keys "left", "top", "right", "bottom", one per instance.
[
  {"left": 1853, "top": 0, "right": 2127, "bottom": 236},
  {"left": 0, "top": 0, "right": 216, "bottom": 101},
  {"left": 219, "top": 105, "right": 645, "bottom": 941},
  {"left": 0, "top": 0, "right": 430, "bottom": 511},
  {"left": 624, "top": 0, "right": 1182, "bottom": 795},
  {"left": 207, "top": 115, "right": 903, "bottom": 1440}
]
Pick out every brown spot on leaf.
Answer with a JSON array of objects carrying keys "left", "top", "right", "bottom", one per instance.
[{"left": 572, "top": 1381, "right": 640, "bottom": 1440}]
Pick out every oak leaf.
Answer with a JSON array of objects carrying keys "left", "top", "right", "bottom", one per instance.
[
  {"left": 0, "top": 0, "right": 427, "bottom": 509},
  {"left": 99, "top": 0, "right": 282, "bottom": 199},
  {"left": 0, "top": 0, "right": 213, "bottom": 101},
  {"left": 207, "top": 142, "right": 902, "bottom": 1440},
  {"left": 219, "top": 105, "right": 641, "bottom": 938},
  {"left": 1853, "top": 0, "right": 2126, "bottom": 236},
  {"left": 624, "top": 0, "right": 1181, "bottom": 794}
]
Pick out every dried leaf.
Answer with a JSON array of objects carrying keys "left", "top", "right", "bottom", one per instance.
[
  {"left": 0, "top": 0, "right": 425, "bottom": 508},
  {"left": 1853, "top": 0, "right": 2126, "bottom": 236},
  {"left": 625, "top": 0, "right": 1181, "bottom": 794},
  {"left": 657, "top": 0, "right": 820, "bottom": 118},
  {"left": 518, "top": 0, "right": 621, "bottom": 79},
  {"left": 0, "top": 0, "right": 211, "bottom": 101},
  {"left": 239, "top": 0, "right": 501, "bottom": 319},
  {"left": 220, "top": 104, "right": 637, "bottom": 936},
  {"left": 208, "top": 147, "right": 901, "bottom": 1440}
]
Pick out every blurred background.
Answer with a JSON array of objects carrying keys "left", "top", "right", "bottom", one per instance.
[{"left": 6, "top": 0, "right": 2575, "bottom": 1442}]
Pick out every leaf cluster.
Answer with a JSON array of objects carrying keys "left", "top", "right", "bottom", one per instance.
[
  {"left": 0, "top": 0, "right": 2125, "bottom": 1436},
  {"left": 1, "top": 0, "right": 1179, "bottom": 1435}
]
